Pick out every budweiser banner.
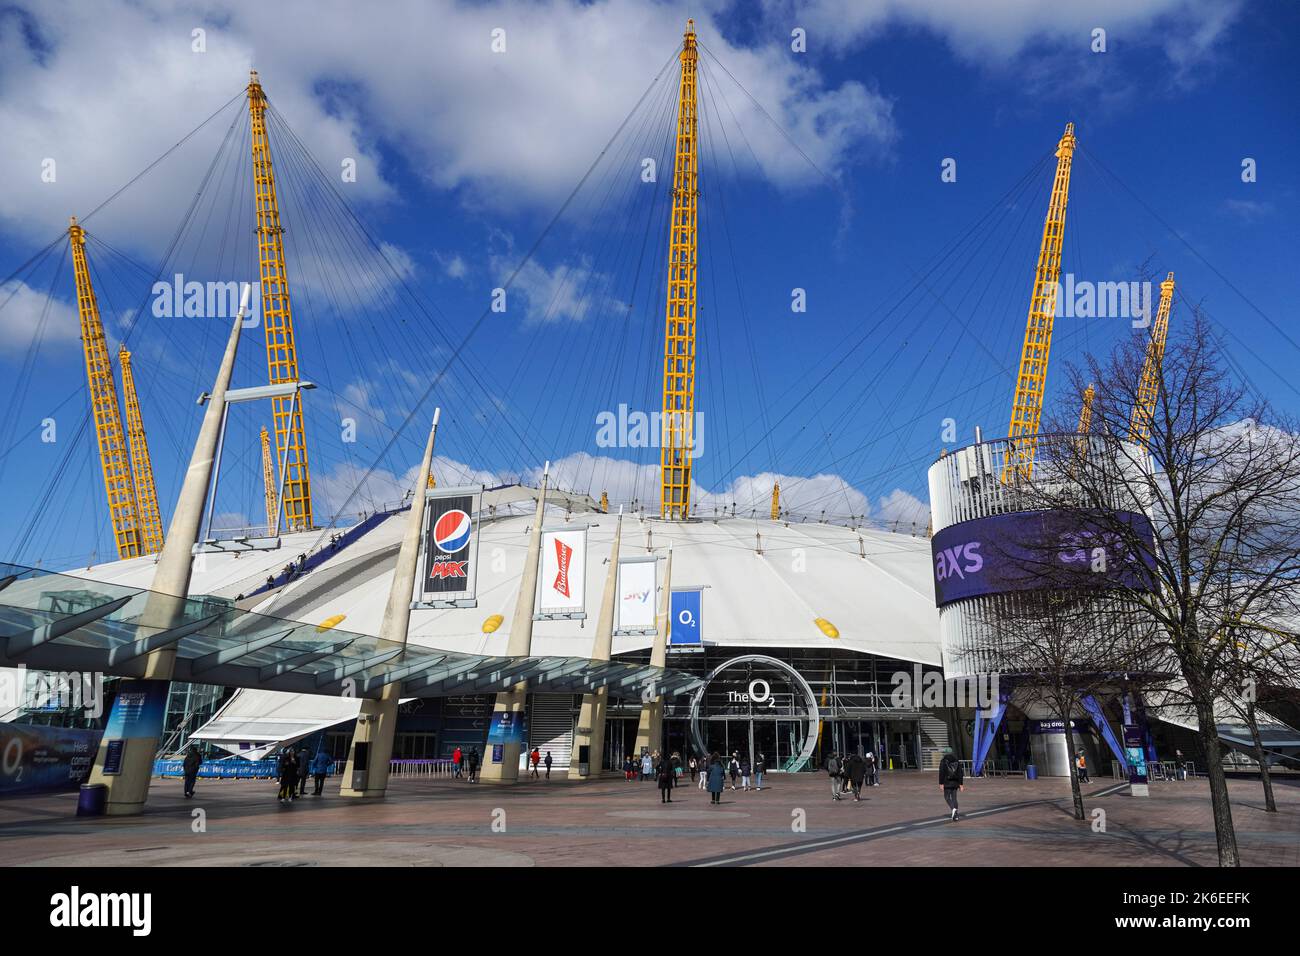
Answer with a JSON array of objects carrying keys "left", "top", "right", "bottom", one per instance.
[
  {"left": 537, "top": 526, "right": 587, "bottom": 618},
  {"left": 418, "top": 485, "right": 483, "bottom": 606},
  {"left": 615, "top": 556, "right": 657, "bottom": 634}
]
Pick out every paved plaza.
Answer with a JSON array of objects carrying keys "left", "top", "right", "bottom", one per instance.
[{"left": 2, "top": 771, "right": 1296, "bottom": 867}]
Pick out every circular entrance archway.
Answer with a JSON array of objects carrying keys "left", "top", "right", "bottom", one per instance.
[{"left": 686, "top": 654, "right": 820, "bottom": 772}]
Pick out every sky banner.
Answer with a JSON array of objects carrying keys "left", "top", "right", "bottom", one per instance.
[{"left": 615, "top": 557, "right": 657, "bottom": 634}]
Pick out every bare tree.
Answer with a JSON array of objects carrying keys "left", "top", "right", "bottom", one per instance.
[
  {"left": 973, "top": 591, "right": 1150, "bottom": 820},
  {"left": 1002, "top": 312, "right": 1300, "bottom": 866}
]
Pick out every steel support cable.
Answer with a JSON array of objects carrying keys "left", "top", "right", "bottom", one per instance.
[
  {"left": 1077, "top": 147, "right": 1300, "bottom": 404},
  {"left": 264, "top": 103, "right": 559, "bottom": 470},
  {"left": 834, "top": 168, "right": 1053, "bottom": 494},
  {"left": 697, "top": 54, "right": 781, "bottom": 471},
  {"left": 701, "top": 148, "right": 1055, "bottom": 482},
  {"left": 262, "top": 114, "right": 520, "bottom": 480},
  {"left": 290, "top": 45, "right": 686, "bottom": 551},
  {"left": 504, "top": 64, "right": 680, "bottom": 482},
  {"left": 1079, "top": 142, "right": 1299, "bottom": 356}
]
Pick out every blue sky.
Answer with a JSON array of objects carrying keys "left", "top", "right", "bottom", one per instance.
[{"left": 0, "top": 0, "right": 1296, "bottom": 568}]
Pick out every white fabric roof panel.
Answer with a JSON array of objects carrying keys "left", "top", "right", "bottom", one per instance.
[{"left": 58, "top": 509, "right": 942, "bottom": 665}]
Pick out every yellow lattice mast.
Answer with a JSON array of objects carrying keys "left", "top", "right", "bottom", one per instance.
[
  {"left": 1077, "top": 383, "right": 1095, "bottom": 434},
  {"left": 1128, "top": 272, "right": 1175, "bottom": 454},
  {"left": 68, "top": 217, "right": 142, "bottom": 560},
  {"left": 1003, "top": 122, "right": 1077, "bottom": 481},
  {"left": 771, "top": 481, "right": 780, "bottom": 520},
  {"left": 118, "top": 346, "right": 165, "bottom": 554},
  {"left": 260, "top": 426, "right": 277, "bottom": 534},
  {"left": 660, "top": 20, "right": 700, "bottom": 520},
  {"left": 248, "top": 70, "right": 314, "bottom": 531}
]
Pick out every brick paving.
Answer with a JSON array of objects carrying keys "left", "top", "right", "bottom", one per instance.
[{"left": 0, "top": 771, "right": 1295, "bottom": 867}]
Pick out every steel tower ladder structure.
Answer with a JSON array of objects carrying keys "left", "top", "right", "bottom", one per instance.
[
  {"left": 1076, "top": 383, "right": 1095, "bottom": 435},
  {"left": 68, "top": 216, "right": 143, "bottom": 560},
  {"left": 1128, "top": 272, "right": 1176, "bottom": 455},
  {"left": 248, "top": 70, "right": 314, "bottom": 531},
  {"left": 119, "top": 346, "right": 165, "bottom": 554},
  {"left": 260, "top": 425, "right": 277, "bottom": 535},
  {"left": 1002, "top": 122, "right": 1077, "bottom": 482},
  {"left": 659, "top": 20, "right": 700, "bottom": 520}
]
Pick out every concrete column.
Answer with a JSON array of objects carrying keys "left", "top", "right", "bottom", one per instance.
[
  {"left": 86, "top": 289, "right": 250, "bottom": 816},
  {"left": 479, "top": 464, "right": 550, "bottom": 784},
  {"left": 634, "top": 545, "right": 672, "bottom": 757},
  {"left": 339, "top": 410, "right": 441, "bottom": 798},
  {"left": 569, "top": 509, "right": 622, "bottom": 779}
]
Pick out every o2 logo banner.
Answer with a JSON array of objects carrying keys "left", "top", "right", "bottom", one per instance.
[
  {"left": 0, "top": 722, "right": 101, "bottom": 794},
  {"left": 931, "top": 509, "right": 1156, "bottom": 607}
]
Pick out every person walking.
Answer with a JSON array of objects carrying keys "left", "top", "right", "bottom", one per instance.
[
  {"left": 182, "top": 744, "right": 201, "bottom": 798},
  {"left": 688, "top": 755, "right": 698, "bottom": 783},
  {"left": 277, "top": 747, "right": 298, "bottom": 804},
  {"left": 706, "top": 753, "right": 725, "bottom": 806},
  {"left": 297, "top": 744, "right": 312, "bottom": 797},
  {"left": 529, "top": 747, "right": 541, "bottom": 779},
  {"left": 467, "top": 746, "right": 480, "bottom": 783},
  {"left": 846, "top": 751, "right": 866, "bottom": 801},
  {"left": 739, "top": 755, "right": 751, "bottom": 792},
  {"left": 671, "top": 751, "right": 682, "bottom": 782},
  {"left": 310, "top": 748, "right": 331, "bottom": 795},
  {"left": 827, "top": 752, "right": 844, "bottom": 801},
  {"left": 864, "top": 750, "right": 878, "bottom": 788},
  {"left": 754, "top": 753, "right": 767, "bottom": 791},
  {"left": 452, "top": 745, "right": 463, "bottom": 780},
  {"left": 640, "top": 752, "right": 653, "bottom": 782},
  {"left": 1075, "top": 750, "right": 1090, "bottom": 784},
  {"left": 544, "top": 750, "right": 553, "bottom": 780},
  {"left": 657, "top": 755, "right": 675, "bottom": 803},
  {"left": 697, "top": 757, "right": 708, "bottom": 790},
  {"left": 728, "top": 752, "right": 740, "bottom": 791},
  {"left": 939, "top": 747, "right": 964, "bottom": 820}
]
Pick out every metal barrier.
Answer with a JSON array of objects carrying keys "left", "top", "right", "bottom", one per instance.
[{"left": 388, "top": 759, "right": 456, "bottom": 777}]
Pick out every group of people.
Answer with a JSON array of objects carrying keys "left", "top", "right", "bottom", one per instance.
[
  {"left": 525, "top": 748, "right": 554, "bottom": 779},
  {"left": 623, "top": 751, "right": 770, "bottom": 805},
  {"left": 824, "top": 749, "right": 880, "bottom": 802},
  {"left": 622, "top": 750, "right": 684, "bottom": 782},
  {"left": 698, "top": 752, "right": 766, "bottom": 804},
  {"left": 276, "top": 744, "right": 333, "bottom": 804},
  {"left": 450, "top": 746, "right": 481, "bottom": 782}
]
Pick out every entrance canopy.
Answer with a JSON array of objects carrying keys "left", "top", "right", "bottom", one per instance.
[{"left": 0, "top": 562, "right": 702, "bottom": 701}]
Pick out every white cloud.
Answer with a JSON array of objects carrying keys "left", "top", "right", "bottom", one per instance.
[
  {"left": 0, "top": 0, "right": 893, "bottom": 256},
  {"left": 0, "top": 280, "right": 79, "bottom": 353},
  {"left": 768, "top": 0, "right": 1241, "bottom": 64}
]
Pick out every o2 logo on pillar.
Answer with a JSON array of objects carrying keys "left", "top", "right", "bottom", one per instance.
[
  {"left": 934, "top": 541, "right": 983, "bottom": 581},
  {"left": 551, "top": 537, "right": 573, "bottom": 598},
  {"left": 434, "top": 510, "right": 472, "bottom": 554}
]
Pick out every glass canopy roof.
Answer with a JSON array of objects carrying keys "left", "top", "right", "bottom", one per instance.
[{"left": 0, "top": 563, "right": 702, "bottom": 700}]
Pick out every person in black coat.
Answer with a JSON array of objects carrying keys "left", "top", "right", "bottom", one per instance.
[
  {"left": 657, "top": 756, "right": 675, "bottom": 803},
  {"left": 277, "top": 748, "right": 298, "bottom": 803},
  {"left": 846, "top": 752, "right": 867, "bottom": 801},
  {"left": 939, "top": 748, "right": 964, "bottom": 820},
  {"left": 182, "top": 744, "right": 201, "bottom": 798}
]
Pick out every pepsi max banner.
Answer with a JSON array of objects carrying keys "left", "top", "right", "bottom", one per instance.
[
  {"left": 537, "top": 527, "right": 587, "bottom": 617},
  {"left": 615, "top": 557, "right": 657, "bottom": 634},
  {"left": 931, "top": 508, "right": 1157, "bottom": 608},
  {"left": 420, "top": 485, "right": 483, "bottom": 605}
]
